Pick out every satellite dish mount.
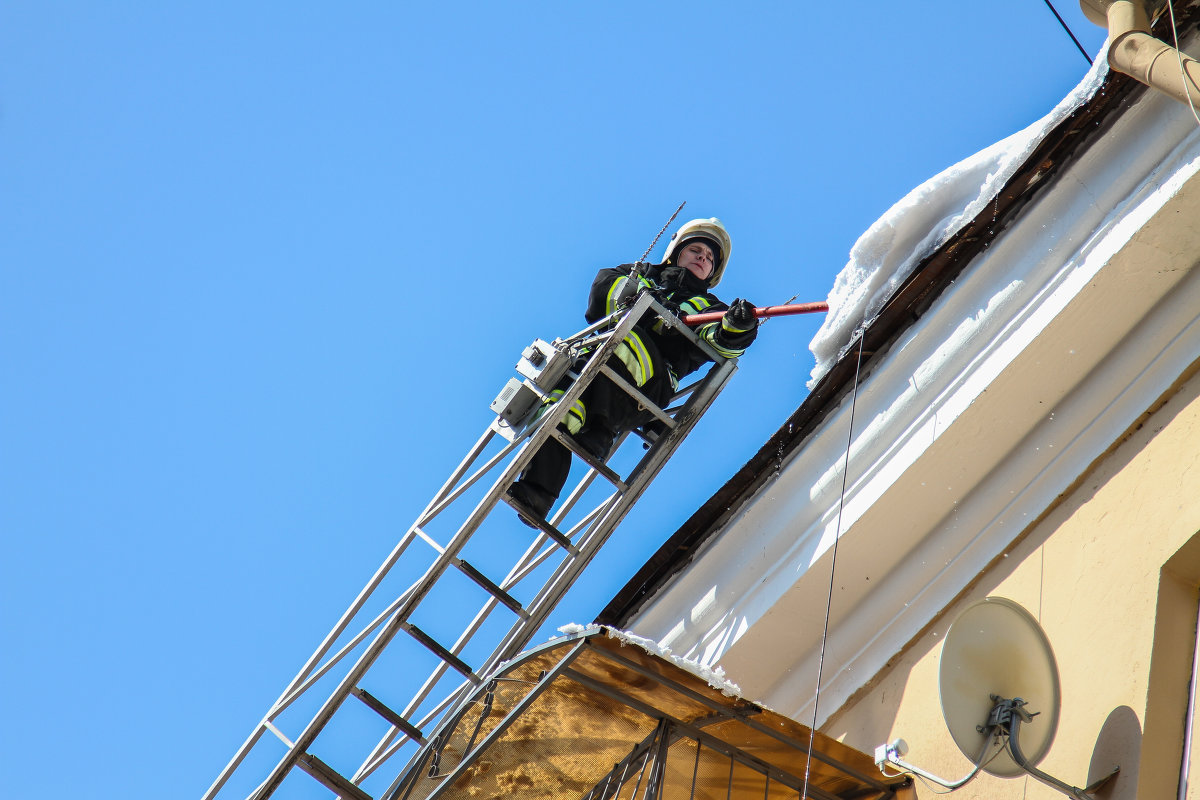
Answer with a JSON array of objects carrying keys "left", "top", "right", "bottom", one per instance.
[{"left": 874, "top": 597, "right": 1118, "bottom": 799}]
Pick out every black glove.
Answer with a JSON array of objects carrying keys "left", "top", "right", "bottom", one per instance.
[
  {"left": 657, "top": 265, "right": 689, "bottom": 291},
  {"left": 723, "top": 298, "right": 758, "bottom": 332}
]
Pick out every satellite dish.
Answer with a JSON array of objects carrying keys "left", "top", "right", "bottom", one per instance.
[
  {"left": 877, "top": 596, "right": 1113, "bottom": 797},
  {"left": 938, "top": 596, "right": 1060, "bottom": 777}
]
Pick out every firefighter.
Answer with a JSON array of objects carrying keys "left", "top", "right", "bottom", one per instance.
[{"left": 508, "top": 217, "right": 759, "bottom": 526}]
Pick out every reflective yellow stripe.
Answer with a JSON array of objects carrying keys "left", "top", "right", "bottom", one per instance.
[
  {"left": 627, "top": 332, "right": 654, "bottom": 384},
  {"left": 613, "top": 343, "right": 644, "bottom": 385},
  {"left": 699, "top": 322, "right": 745, "bottom": 358},
  {"left": 605, "top": 278, "right": 631, "bottom": 315},
  {"left": 564, "top": 399, "right": 585, "bottom": 434},
  {"left": 722, "top": 316, "right": 753, "bottom": 334},
  {"left": 613, "top": 330, "right": 654, "bottom": 387},
  {"left": 604, "top": 274, "right": 655, "bottom": 315},
  {"left": 534, "top": 389, "right": 586, "bottom": 434}
]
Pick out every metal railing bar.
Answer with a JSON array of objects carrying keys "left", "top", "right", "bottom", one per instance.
[
  {"left": 413, "top": 526, "right": 445, "bottom": 555},
  {"left": 560, "top": 666, "right": 840, "bottom": 800},
  {"left": 596, "top": 645, "right": 886, "bottom": 789},
  {"left": 502, "top": 500, "right": 609, "bottom": 589},
  {"left": 550, "top": 427, "right": 627, "bottom": 490},
  {"left": 263, "top": 721, "right": 293, "bottom": 748},
  {"left": 422, "top": 639, "right": 589, "bottom": 800},
  {"left": 273, "top": 579, "right": 422, "bottom": 713},
  {"left": 598, "top": 365, "right": 676, "bottom": 429},
  {"left": 416, "top": 436, "right": 522, "bottom": 528},
  {"left": 416, "top": 428, "right": 496, "bottom": 522}
]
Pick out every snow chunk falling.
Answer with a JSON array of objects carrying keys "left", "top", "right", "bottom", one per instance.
[{"left": 808, "top": 57, "right": 1110, "bottom": 387}]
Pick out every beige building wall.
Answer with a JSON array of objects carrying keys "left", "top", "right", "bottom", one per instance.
[{"left": 826, "top": 363, "right": 1200, "bottom": 799}]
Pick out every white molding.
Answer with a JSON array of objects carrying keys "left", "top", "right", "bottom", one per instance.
[{"left": 627, "top": 90, "right": 1200, "bottom": 726}]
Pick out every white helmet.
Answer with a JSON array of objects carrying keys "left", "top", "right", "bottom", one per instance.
[{"left": 661, "top": 217, "right": 733, "bottom": 288}]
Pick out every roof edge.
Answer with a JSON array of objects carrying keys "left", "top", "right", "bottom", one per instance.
[{"left": 598, "top": 60, "right": 1156, "bottom": 628}]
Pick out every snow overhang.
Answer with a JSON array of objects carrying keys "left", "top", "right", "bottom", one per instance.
[{"left": 599, "top": 8, "right": 1200, "bottom": 726}]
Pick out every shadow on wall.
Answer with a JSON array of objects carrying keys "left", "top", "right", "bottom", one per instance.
[{"left": 1088, "top": 705, "right": 1139, "bottom": 799}]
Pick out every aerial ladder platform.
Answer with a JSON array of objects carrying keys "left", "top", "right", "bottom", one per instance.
[{"left": 205, "top": 290, "right": 739, "bottom": 800}]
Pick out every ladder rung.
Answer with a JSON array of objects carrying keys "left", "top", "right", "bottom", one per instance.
[
  {"left": 351, "top": 687, "right": 425, "bottom": 743},
  {"left": 403, "top": 623, "right": 481, "bottom": 684},
  {"left": 296, "top": 753, "right": 372, "bottom": 800},
  {"left": 454, "top": 558, "right": 529, "bottom": 619},
  {"left": 551, "top": 428, "right": 628, "bottom": 490},
  {"left": 502, "top": 492, "right": 579, "bottom": 553},
  {"left": 599, "top": 364, "right": 676, "bottom": 430}
]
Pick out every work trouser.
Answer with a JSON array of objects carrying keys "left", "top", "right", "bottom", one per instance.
[{"left": 518, "top": 347, "right": 673, "bottom": 504}]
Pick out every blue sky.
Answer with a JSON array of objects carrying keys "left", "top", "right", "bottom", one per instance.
[{"left": 1, "top": 3, "right": 1108, "bottom": 798}]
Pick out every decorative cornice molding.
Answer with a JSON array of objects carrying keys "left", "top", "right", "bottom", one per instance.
[{"left": 627, "top": 90, "right": 1200, "bottom": 726}]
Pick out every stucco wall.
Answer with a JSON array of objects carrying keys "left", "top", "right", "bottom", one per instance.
[{"left": 825, "top": 363, "right": 1200, "bottom": 799}]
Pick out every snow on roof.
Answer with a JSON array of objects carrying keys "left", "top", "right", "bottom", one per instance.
[
  {"left": 808, "top": 58, "right": 1110, "bottom": 387},
  {"left": 557, "top": 622, "right": 743, "bottom": 696}
]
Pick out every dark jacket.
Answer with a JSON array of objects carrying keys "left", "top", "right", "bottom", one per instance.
[{"left": 584, "top": 262, "right": 755, "bottom": 388}]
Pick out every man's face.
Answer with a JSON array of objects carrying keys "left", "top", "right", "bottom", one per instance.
[{"left": 677, "top": 241, "right": 715, "bottom": 281}]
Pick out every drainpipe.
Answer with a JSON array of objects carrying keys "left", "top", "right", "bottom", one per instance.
[{"left": 1080, "top": 0, "right": 1200, "bottom": 107}]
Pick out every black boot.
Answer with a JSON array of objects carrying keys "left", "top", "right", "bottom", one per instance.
[
  {"left": 572, "top": 424, "right": 617, "bottom": 462},
  {"left": 507, "top": 480, "right": 556, "bottom": 529}
]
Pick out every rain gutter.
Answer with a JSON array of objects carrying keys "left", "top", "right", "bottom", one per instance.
[{"left": 1082, "top": 0, "right": 1200, "bottom": 107}]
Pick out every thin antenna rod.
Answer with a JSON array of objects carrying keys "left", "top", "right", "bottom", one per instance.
[{"left": 637, "top": 201, "right": 686, "bottom": 265}]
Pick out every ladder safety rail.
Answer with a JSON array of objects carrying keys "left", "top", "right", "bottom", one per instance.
[{"left": 204, "top": 291, "right": 738, "bottom": 800}]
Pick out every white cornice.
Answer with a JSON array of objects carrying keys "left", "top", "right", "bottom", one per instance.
[{"left": 628, "top": 90, "right": 1200, "bottom": 726}]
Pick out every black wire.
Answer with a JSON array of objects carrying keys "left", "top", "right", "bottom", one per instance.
[
  {"left": 800, "top": 331, "right": 865, "bottom": 800},
  {"left": 1042, "top": 0, "right": 1094, "bottom": 65}
]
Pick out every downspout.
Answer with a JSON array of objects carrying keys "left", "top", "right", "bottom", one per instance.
[{"left": 1080, "top": 0, "right": 1200, "bottom": 107}]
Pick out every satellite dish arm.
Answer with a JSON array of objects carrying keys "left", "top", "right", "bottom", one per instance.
[
  {"left": 875, "top": 735, "right": 995, "bottom": 791},
  {"left": 1007, "top": 707, "right": 1105, "bottom": 800}
]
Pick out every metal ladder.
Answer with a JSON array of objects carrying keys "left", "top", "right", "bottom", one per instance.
[{"left": 204, "top": 292, "right": 738, "bottom": 800}]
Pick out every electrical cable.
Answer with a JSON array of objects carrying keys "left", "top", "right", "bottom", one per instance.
[
  {"left": 800, "top": 330, "right": 865, "bottom": 800},
  {"left": 1166, "top": 0, "right": 1200, "bottom": 128},
  {"left": 926, "top": 734, "right": 1009, "bottom": 794},
  {"left": 1041, "top": 0, "right": 1094, "bottom": 65}
]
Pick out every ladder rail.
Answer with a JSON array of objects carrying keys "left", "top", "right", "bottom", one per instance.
[
  {"left": 488, "top": 356, "right": 736, "bottom": 672},
  {"left": 217, "top": 424, "right": 495, "bottom": 789},
  {"left": 207, "top": 293, "right": 739, "bottom": 800},
  {"left": 352, "top": 440, "right": 625, "bottom": 782},
  {"left": 352, "top": 472, "right": 614, "bottom": 783},
  {"left": 272, "top": 577, "right": 422, "bottom": 714},
  {"left": 415, "top": 428, "right": 497, "bottom": 525},
  {"left": 599, "top": 365, "right": 677, "bottom": 430},
  {"left": 426, "top": 351, "right": 735, "bottom": 738},
  {"left": 362, "top": 475, "right": 618, "bottom": 781},
  {"left": 204, "top": 524, "right": 434, "bottom": 800},
  {"left": 416, "top": 436, "right": 521, "bottom": 528},
  {"left": 339, "top": 412, "right": 627, "bottom": 782},
  {"left": 247, "top": 308, "right": 623, "bottom": 747},
  {"left": 236, "top": 297, "right": 656, "bottom": 800}
]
